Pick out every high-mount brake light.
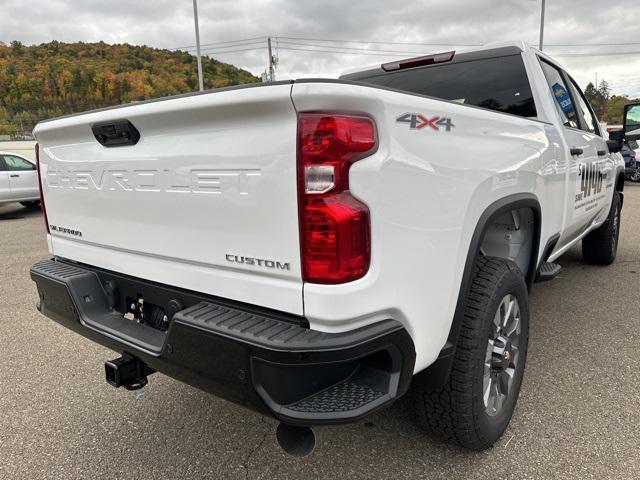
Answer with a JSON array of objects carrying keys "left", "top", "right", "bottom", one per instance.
[
  {"left": 381, "top": 51, "right": 455, "bottom": 72},
  {"left": 297, "top": 113, "right": 377, "bottom": 284},
  {"left": 35, "top": 143, "right": 50, "bottom": 234}
]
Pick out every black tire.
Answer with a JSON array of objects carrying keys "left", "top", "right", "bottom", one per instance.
[
  {"left": 412, "top": 256, "right": 529, "bottom": 450},
  {"left": 582, "top": 192, "right": 621, "bottom": 266},
  {"left": 20, "top": 200, "right": 40, "bottom": 209}
]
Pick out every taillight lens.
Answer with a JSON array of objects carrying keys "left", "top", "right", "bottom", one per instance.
[
  {"left": 297, "top": 113, "right": 377, "bottom": 284},
  {"left": 35, "top": 143, "right": 50, "bottom": 234}
]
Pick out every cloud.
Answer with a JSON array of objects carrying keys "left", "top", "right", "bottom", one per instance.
[{"left": 1, "top": 0, "right": 639, "bottom": 96}]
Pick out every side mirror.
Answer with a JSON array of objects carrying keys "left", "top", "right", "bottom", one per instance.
[
  {"left": 624, "top": 103, "right": 640, "bottom": 142},
  {"left": 609, "top": 129, "right": 623, "bottom": 141},
  {"left": 607, "top": 139, "right": 622, "bottom": 154},
  {"left": 607, "top": 129, "right": 623, "bottom": 153}
]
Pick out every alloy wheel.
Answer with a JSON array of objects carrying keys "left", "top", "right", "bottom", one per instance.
[{"left": 483, "top": 294, "right": 521, "bottom": 417}]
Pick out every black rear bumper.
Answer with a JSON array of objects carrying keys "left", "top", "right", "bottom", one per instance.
[{"left": 30, "top": 258, "right": 415, "bottom": 426}]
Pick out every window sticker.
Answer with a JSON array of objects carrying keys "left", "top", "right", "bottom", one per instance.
[{"left": 552, "top": 83, "right": 573, "bottom": 113}]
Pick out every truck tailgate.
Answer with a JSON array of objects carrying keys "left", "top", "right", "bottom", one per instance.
[{"left": 34, "top": 83, "right": 303, "bottom": 314}]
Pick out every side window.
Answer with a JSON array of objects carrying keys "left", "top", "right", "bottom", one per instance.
[
  {"left": 0, "top": 158, "right": 7, "bottom": 171},
  {"left": 567, "top": 79, "right": 599, "bottom": 135},
  {"left": 539, "top": 60, "right": 579, "bottom": 129},
  {"left": 3, "top": 155, "right": 35, "bottom": 171}
]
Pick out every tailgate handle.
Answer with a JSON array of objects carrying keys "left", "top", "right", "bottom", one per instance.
[
  {"left": 570, "top": 147, "right": 583, "bottom": 156},
  {"left": 92, "top": 120, "right": 140, "bottom": 147},
  {"left": 597, "top": 150, "right": 607, "bottom": 156}
]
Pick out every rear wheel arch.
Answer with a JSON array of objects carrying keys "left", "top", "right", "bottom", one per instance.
[
  {"left": 416, "top": 193, "right": 541, "bottom": 388},
  {"left": 452, "top": 194, "right": 541, "bottom": 333}
]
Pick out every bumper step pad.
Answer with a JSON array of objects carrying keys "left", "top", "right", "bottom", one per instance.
[{"left": 287, "top": 378, "right": 384, "bottom": 414}]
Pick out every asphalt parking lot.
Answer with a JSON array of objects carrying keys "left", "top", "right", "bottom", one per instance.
[{"left": 1, "top": 184, "right": 639, "bottom": 480}]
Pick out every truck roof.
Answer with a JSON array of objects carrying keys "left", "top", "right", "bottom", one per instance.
[{"left": 339, "top": 40, "right": 532, "bottom": 79}]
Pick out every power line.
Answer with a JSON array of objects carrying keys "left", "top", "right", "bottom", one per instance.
[
  {"left": 277, "top": 40, "right": 434, "bottom": 55},
  {"left": 277, "top": 43, "right": 640, "bottom": 59},
  {"left": 180, "top": 41, "right": 266, "bottom": 53},
  {"left": 202, "top": 50, "right": 640, "bottom": 63},
  {"left": 546, "top": 42, "right": 640, "bottom": 47},
  {"left": 276, "top": 35, "right": 481, "bottom": 47},
  {"left": 197, "top": 46, "right": 265, "bottom": 55},
  {"left": 553, "top": 51, "right": 640, "bottom": 57},
  {"left": 183, "top": 41, "right": 432, "bottom": 58},
  {"left": 172, "top": 34, "right": 640, "bottom": 61},
  {"left": 172, "top": 34, "right": 640, "bottom": 53},
  {"left": 277, "top": 46, "right": 412, "bottom": 57},
  {"left": 280, "top": 36, "right": 640, "bottom": 48},
  {"left": 197, "top": 42, "right": 265, "bottom": 53},
  {"left": 187, "top": 44, "right": 640, "bottom": 59},
  {"left": 172, "top": 36, "right": 267, "bottom": 51}
]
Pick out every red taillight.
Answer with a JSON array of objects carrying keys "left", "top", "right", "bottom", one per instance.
[
  {"left": 35, "top": 143, "right": 50, "bottom": 234},
  {"left": 297, "top": 113, "right": 377, "bottom": 284}
]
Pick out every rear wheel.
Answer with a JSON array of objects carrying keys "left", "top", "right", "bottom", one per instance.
[
  {"left": 413, "top": 256, "right": 529, "bottom": 450},
  {"left": 20, "top": 200, "right": 40, "bottom": 209},
  {"left": 582, "top": 192, "right": 621, "bottom": 265}
]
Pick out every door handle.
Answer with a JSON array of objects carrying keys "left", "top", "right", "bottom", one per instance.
[
  {"left": 570, "top": 148, "right": 583, "bottom": 156},
  {"left": 597, "top": 150, "right": 607, "bottom": 156},
  {"left": 9, "top": 174, "right": 19, "bottom": 178}
]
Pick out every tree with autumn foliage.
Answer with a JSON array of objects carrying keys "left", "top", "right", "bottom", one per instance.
[
  {"left": 584, "top": 79, "right": 639, "bottom": 125},
  {"left": 0, "top": 40, "right": 259, "bottom": 135}
]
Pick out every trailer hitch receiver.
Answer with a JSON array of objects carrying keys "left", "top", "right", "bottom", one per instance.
[{"left": 105, "top": 354, "right": 154, "bottom": 390}]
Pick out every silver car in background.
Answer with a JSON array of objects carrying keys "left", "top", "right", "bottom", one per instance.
[{"left": 0, "top": 151, "right": 40, "bottom": 208}]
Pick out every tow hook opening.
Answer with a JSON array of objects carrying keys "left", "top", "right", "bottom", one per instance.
[
  {"left": 105, "top": 354, "right": 154, "bottom": 391},
  {"left": 276, "top": 423, "right": 316, "bottom": 457}
]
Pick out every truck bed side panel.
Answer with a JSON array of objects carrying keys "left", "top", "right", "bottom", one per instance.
[{"left": 292, "top": 82, "right": 559, "bottom": 371}]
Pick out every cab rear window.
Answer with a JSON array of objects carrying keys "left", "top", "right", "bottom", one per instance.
[{"left": 352, "top": 54, "right": 537, "bottom": 118}]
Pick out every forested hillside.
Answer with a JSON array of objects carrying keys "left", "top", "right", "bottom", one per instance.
[{"left": 0, "top": 41, "right": 259, "bottom": 135}]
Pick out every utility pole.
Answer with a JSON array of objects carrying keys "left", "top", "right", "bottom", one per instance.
[
  {"left": 595, "top": 72, "right": 598, "bottom": 88},
  {"left": 267, "top": 37, "right": 275, "bottom": 82},
  {"left": 538, "top": 0, "right": 546, "bottom": 51},
  {"left": 192, "top": 0, "right": 204, "bottom": 91}
]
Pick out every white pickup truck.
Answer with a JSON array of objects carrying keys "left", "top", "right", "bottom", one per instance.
[{"left": 31, "top": 41, "right": 629, "bottom": 454}]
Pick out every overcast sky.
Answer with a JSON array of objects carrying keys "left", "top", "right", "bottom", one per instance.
[{"left": 2, "top": 0, "right": 639, "bottom": 97}]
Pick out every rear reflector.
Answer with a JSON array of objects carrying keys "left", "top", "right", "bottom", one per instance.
[
  {"left": 297, "top": 113, "right": 377, "bottom": 284},
  {"left": 381, "top": 51, "right": 455, "bottom": 72},
  {"left": 35, "top": 143, "right": 50, "bottom": 234}
]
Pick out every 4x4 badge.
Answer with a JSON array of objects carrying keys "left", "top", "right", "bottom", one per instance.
[{"left": 396, "top": 113, "right": 455, "bottom": 131}]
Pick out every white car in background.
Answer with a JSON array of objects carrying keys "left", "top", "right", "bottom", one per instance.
[{"left": 0, "top": 151, "right": 41, "bottom": 208}]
